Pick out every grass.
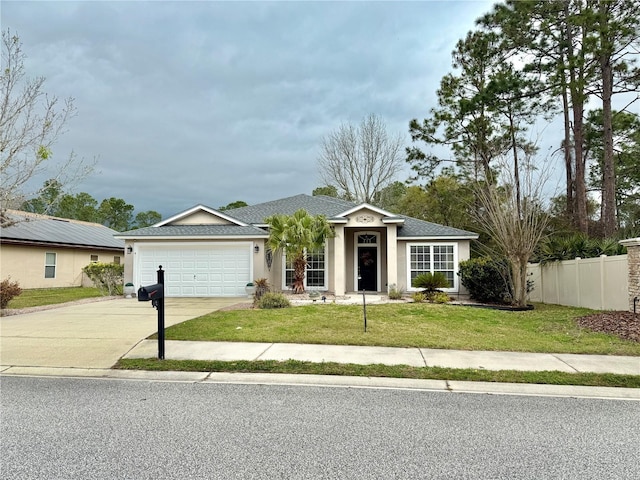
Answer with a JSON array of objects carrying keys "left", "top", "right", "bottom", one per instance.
[
  {"left": 158, "top": 302, "right": 640, "bottom": 356},
  {"left": 5, "top": 287, "right": 104, "bottom": 309},
  {"left": 115, "top": 358, "right": 640, "bottom": 389}
]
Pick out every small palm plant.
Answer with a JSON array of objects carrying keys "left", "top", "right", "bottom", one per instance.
[
  {"left": 412, "top": 272, "right": 450, "bottom": 293},
  {"left": 253, "top": 278, "right": 270, "bottom": 304}
]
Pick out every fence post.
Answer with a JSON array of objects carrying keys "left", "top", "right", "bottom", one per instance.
[
  {"left": 600, "top": 255, "right": 606, "bottom": 310},
  {"left": 620, "top": 237, "right": 640, "bottom": 312},
  {"left": 575, "top": 257, "right": 581, "bottom": 307}
]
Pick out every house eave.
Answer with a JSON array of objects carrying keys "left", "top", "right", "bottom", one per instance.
[
  {"left": 1, "top": 238, "right": 124, "bottom": 251},
  {"left": 382, "top": 218, "right": 405, "bottom": 224},
  {"left": 400, "top": 235, "right": 479, "bottom": 241},
  {"left": 155, "top": 204, "right": 249, "bottom": 227},
  {"left": 115, "top": 234, "right": 269, "bottom": 241}
]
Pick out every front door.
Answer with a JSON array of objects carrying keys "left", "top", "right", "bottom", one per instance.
[{"left": 357, "top": 246, "right": 377, "bottom": 291}]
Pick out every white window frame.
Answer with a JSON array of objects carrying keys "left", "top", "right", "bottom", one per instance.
[
  {"left": 281, "top": 244, "right": 328, "bottom": 291},
  {"left": 45, "top": 252, "right": 57, "bottom": 279},
  {"left": 406, "top": 243, "right": 458, "bottom": 293}
]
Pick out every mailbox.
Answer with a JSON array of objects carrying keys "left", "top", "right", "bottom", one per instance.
[{"left": 138, "top": 283, "right": 164, "bottom": 302}]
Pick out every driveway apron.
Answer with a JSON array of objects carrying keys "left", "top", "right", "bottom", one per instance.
[{"left": 0, "top": 298, "right": 241, "bottom": 369}]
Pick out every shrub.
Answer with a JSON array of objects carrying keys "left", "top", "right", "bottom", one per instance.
[
  {"left": 0, "top": 278, "right": 22, "bottom": 309},
  {"left": 411, "top": 292, "right": 427, "bottom": 303},
  {"left": 458, "top": 257, "right": 511, "bottom": 304},
  {"left": 412, "top": 272, "right": 450, "bottom": 292},
  {"left": 387, "top": 284, "right": 404, "bottom": 300},
  {"left": 82, "top": 262, "right": 124, "bottom": 296},
  {"left": 256, "top": 292, "right": 291, "bottom": 309},
  {"left": 430, "top": 292, "right": 451, "bottom": 304},
  {"left": 252, "top": 278, "right": 270, "bottom": 305}
]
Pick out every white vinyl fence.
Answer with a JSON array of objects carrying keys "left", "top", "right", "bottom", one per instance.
[{"left": 527, "top": 255, "right": 628, "bottom": 310}]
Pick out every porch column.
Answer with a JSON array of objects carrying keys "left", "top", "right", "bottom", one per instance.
[
  {"left": 386, "top": 224, "right": 397, "bottom": 292},
  {"left": 333, "top": 224, "right": 346, "bottom": 295}
]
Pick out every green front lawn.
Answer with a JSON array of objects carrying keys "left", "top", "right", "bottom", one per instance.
[
  {"left": 5, "top": 287, "right": 103, "bottom": 309},
  {"left": 161, "top": 302, "right": 640, "bottom": 356}
]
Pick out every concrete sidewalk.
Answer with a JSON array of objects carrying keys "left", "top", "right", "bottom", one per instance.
[{"left": 121, "top": 340, "right": 640, "bottom": 376}]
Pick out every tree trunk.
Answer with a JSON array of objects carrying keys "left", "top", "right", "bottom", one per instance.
[
  {"left": 565, "top": 1, "right": 588, "bottom": 234},
  {"left": 599, "top": 1, "right": 617, "bottom": 237},
  {"left": 292, "top": 255, "right": 307, "bottom": 294},
  {"left": 562, "top": 86, "right": 575, "bottom": 220},
  {"left": 509, "top": 257, "right": 528, "bottom": 308}
]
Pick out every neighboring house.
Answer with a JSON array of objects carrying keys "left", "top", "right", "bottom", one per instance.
[
  {"left": 1, "top": 210, "right": 125, "bottom": 289},
  {"left": 116, "top": 194, "right": 478, "bottom": 298}
]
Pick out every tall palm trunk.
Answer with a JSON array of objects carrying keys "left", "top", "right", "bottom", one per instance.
[{"left": 292, "top": 255, "right": 307, "bottom": 294}]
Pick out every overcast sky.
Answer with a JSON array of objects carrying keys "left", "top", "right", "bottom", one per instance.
[{"left": 4, "top": 0, "right": 498, "bottom": 218}]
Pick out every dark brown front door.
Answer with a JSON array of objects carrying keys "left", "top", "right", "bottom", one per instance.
[{"left": 357, "top": 246, "right": 377, "bottom": 291}]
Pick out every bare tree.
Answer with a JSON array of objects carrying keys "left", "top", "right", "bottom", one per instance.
[
  {"left": 317, "top": 114, "right": 404, "bottom": 204},
  {"left": 1, "top": 30, "right": 93, "bottom": 227},
  {"left": 474, "top": 155, "right": 551, "bottom": 308}
]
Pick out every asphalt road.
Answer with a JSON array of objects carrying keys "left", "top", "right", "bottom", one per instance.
[{"left": 2, "top": 377, "right": 639, "bottom": 479}]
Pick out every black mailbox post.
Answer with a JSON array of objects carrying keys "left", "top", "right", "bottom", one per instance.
[{"left": 138, "top": 266, "right": 166, "bottom": 359}]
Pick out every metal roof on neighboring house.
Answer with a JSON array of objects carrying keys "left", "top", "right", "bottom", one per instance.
[{"left": 1, "top": 210, "right": 124, "bottom": 250}]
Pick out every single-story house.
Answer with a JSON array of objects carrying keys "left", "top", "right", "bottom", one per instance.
[
  {"left": 116, "top": 194, "right": 478, "bottom": 298},
  {"left": 1, "top": 210, "right": 125, "bottom": 289}
]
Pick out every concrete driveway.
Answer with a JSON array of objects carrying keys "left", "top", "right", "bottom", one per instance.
[{"left": 0, "top": 297, "right": 242, "bottom": 369}]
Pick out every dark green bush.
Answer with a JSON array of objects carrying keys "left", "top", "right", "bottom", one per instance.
[
  {"left": 256, "top": 292, "right": 291, "bottom": 309},
  {"left": 0, "top": 278, "right": 22, "bottom": 309},
  {"left": 458, "top": 258, "right": 511, "bottom": 304}
]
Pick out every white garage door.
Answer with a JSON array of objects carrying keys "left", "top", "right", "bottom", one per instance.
[{"left": 136, "top": 243, "right": 251, "bottom": 297}]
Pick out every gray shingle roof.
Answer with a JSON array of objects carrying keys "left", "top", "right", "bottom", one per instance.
[
  {"left": 226, "top": 194, "right": 477, "bottom": 238},
  {"left": 1, "top": 211, "right": 124, "bottom": 249},
  {"left": 224, "top": 194, "right": 357, "bottom": 223},
  {"left": 116, "top": 194, "right": 477, "bottom": 240},
  {"left": 395, "top": 215, "right": 477, "bottom": 238},
  {"left": 118, "top": 224, "right": 268, "bottom": 237}
]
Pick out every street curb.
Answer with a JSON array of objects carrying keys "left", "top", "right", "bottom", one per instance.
[{"left": 2, "top": 366, "right": 639, "bottom": 401}]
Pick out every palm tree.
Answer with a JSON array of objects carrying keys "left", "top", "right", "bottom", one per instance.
[{"left": 265, "top": 209, "right": 334, "bottom": 294}]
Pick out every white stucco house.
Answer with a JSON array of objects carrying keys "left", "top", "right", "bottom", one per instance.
[{"left": 115, "top": 194, "right": 478, "bottom": 297}]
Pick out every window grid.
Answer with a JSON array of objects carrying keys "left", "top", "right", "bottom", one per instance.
[
  {"left": 409, "top": 245, "right": 455, "bottom": 289},
  {"left": 45, "top": 252, "right": 56, "bottom": 279},
  {"left": 283, "top": 248, "right": 326, "bottom": 289},
  {"left": 357, "top": 234, "right": 377, "bottom": 244},
  {"left": 306, "top": 250, "right": 325, "bottom": 287}
]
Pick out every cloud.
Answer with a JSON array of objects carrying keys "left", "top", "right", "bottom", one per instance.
[{"left": 4, "top": 0, "right": 496, "bottom": 217}]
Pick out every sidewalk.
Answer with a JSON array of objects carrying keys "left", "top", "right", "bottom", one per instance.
[{"left": 121, "top": 340, "right": 640, "bottom": 375}]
